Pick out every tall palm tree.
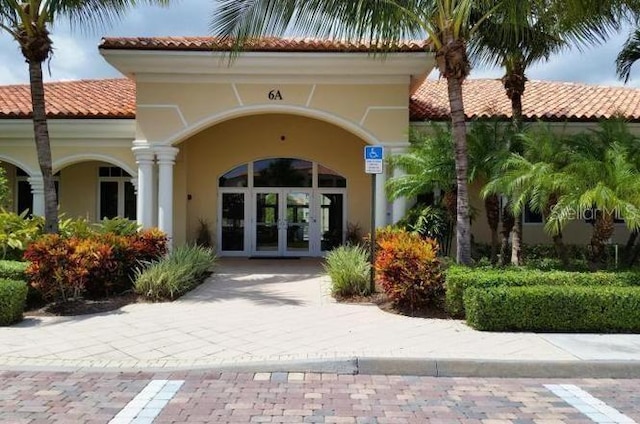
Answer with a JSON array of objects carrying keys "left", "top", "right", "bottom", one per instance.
[
  {"left": 0, "top": 0, "right": 168, "bottom": 233},
  {"left": 471, "top": 0, "right": 634, "bottom": 265},
  {"left": 211, "top": 0, "right": 513, "bottom": 265}
]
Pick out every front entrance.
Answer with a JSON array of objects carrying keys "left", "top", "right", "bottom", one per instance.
[
  {"left": 217, "top": 158, "right": 347, "bottom": 257},
  {"left": 254, "top": 189, "right": 312, "bottom": 256}
]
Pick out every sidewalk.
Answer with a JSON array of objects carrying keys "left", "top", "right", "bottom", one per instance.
[{"left": 1, "top": 258, "right": 639, "bottom": 377}]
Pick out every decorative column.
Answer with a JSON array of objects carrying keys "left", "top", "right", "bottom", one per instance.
[
  {"left": 375, "top": 171, "right": 388, "bottom": 228},
  {"left": 27, "top": 175, "right": 45, "bottom": 217},
  {"left": 156, "top": 146, "right": 179, "bottom": 245},
  {"left": 132, "top": 142, "right": 155, "bottom": 228},
  {"left": 391, "top": 147, "right": 408, "bottom": 223},
  {"left": 130, "top": 177, "right": 138, "bottom": 195}
]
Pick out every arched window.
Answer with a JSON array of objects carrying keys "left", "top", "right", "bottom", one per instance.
[{"left": 218, "top": 159, "right": 346, "bottom": 188}]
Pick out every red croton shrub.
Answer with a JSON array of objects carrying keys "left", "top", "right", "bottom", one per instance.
[
  {"left": 375, "top": 229, "right": 444, "bottom": 311},
  {"left": 25, "top": 229, "right": 168, "bottom": 302}
]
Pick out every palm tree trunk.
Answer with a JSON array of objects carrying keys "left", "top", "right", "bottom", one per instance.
[
  {"left": 446, "top": 76, "right": 471, "bottom": 265},
  {"left": 28, "top": 60, "right": 58, "bottom": 233},
  {"left": 589, "top": 211, "right": 614, "bottom": 269},
  {"left": 502, "top": 62, "right": 527, "bottom": 266},
  {"left": 499, "top": 202, "right": 515, "bottom": 266},
  {"left": 623, "top": 230, "right": 638, "bottom": 267},
  {"left": 544, "top": 195, "right": 568, "bottom": 268},
  {"left": 485, "top": 194, "right": 500, "bottom": 264},
  {"left": 511, "top": 214, "right": 523, "bottom": 265}
]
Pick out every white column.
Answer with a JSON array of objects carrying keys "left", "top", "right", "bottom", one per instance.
[
  {"left": 27, "top": 176, "right": 45, "bottom": 217},
  {"left": 130, "top": 177, "right": 138, "bottom": 195},
  {"left": 391, "top": 147, "right": 409, "bottom": 224},
  {"left": 132, "top": 142, "right": 155, "bottom": 228},
  {"left": 375, "top": 171, "right": 388, "bottom": 228},
  {"left": 156, "top": 146, "right": 179, "bottom": 245}
]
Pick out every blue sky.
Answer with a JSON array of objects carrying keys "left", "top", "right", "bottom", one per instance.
[{"left": 0, "top": 1, "right": 637, "bottom": 87}]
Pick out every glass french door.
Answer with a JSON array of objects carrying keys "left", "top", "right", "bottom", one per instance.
[{"left": 254, "top": 189, "right": 312, "bottom": 256}]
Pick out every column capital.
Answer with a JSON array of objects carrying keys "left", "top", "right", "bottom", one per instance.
[
  {"left": 132, "top": 140, "right": 155, "bottom": 164},
  {"left": 155, "top": 146, "right": 179, "bottom": 165},
  {"left": 27, "top": 175, "right": 44, "bottom": 193}
]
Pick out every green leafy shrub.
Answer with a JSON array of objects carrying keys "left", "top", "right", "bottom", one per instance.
[
  {"left": 464, "top": 285, "right": 640, "bottom": 332},
  {"left": 0, "top": 211, "right": 43, "bottom": 260},
  {"left": 96, "top": 217, "right": 140, "bottom": 236},
  {"left": 375, "top": 230, "right": 444, "bottom": 310},
  {"left": 445, "top": 266, "right": 640, "bottom": 317},
  {"left": 0, "top": 279, "right": 28, "bottom": 325},
  {"left": 58, "top": 216, "right": 94, "bottom": 239},
  {"left": 0, "top": 260, "right": 28, "bottom": 280},
  {"left": 134, "top": 245, "right": 216, "bottom": 301},
  {"left": 324, "top": 245, "right": 371, "bottom": 297}
]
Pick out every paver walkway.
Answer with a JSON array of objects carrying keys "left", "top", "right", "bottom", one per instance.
[{"left": 0, "top": 258, "right": 639, "bottom": 369}]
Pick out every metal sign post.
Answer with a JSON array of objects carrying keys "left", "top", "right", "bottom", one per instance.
[{"left": 364, "top": 146, "right": 384, "bottom": 294}]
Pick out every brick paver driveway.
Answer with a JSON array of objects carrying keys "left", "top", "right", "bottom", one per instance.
[
  {"left": 0, "top": 258, "right": 632, "bottom": 369},
  {"left": 1, "top": 370, "right": 639, "bottom": 423}
]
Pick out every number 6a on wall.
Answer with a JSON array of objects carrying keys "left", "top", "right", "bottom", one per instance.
[{"left": 268, "top": 90, "right": 283, "bottom": 101}]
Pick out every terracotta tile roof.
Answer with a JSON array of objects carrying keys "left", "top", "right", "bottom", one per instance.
[
  {"left": 99, "top": 36, "right": 430, "bottom": 53},
  {"left": 2, "top": 77, "right": 639, "bottom": 123},
  {"left": 0, "top": 78, "right": 135, "bottom": 119},
  {"left": 411, "top": 79, "right": 640, "bottom": 122}
]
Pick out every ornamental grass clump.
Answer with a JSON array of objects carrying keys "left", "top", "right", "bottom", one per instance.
[
  {"left": 134, "top": 244, "right": 216, "bottom": 301},
  {"left": 324, "top": 245, "right": 371, "bottom": 298}
]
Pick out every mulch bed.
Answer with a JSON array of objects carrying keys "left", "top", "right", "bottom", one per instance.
[
  {"left": 25, "top": 292, "right": 139, "bottom": 317},
  {"left": 335, "top": 292, "right": 453, "bottom": 319}
]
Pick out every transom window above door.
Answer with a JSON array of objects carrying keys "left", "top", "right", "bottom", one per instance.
[{"left": 219, "top": 158, "right": 346, "bottom": 188}]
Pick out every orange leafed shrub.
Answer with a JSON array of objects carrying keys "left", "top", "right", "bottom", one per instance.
[
  {"left": 24, "top": 229, "right": 168, "bottom": 302},
  {"left": 375, "top": 230, "right": 444, "bottom": 310}
]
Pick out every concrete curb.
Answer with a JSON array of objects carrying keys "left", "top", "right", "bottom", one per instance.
[{"left": 2, "top": 357, "right": 640, "bottom": 378}]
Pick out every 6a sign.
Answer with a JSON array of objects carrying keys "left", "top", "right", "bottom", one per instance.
[{"left": 268, "top": 90, "right": 283, "bottom": 101}]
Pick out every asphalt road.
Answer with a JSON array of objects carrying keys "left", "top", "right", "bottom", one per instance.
[{"left": 1, "top": 370, "right": 638, "bottom": 424}]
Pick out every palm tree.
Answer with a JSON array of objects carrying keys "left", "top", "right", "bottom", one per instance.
[
  {"left": 387, "top": 121, "right": 510, "bottom": 262},
  {"left": 482, "top": 125, "right": 573, "bottom": 266},
  {"left": 471, "top": 0, "right": 635, "bottom": 265},
  {"left": 467, "top": 120, "right": 511, "bottom": 263},
  {"left": 616, "top": 27, "right": 640, "bottom": 82},
  {"left": 547, "top": 143, "right": 640, "bottom": 268},
  {"left": 211, "top": 0, "right": 519, "bottom": 265},
  {"left": 0, "top": 0, "right": 168, "bottom": 233}
]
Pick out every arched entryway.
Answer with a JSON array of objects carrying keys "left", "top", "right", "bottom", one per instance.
[{"left": 218, "top": 158, "right": 347, "bottom": 257}]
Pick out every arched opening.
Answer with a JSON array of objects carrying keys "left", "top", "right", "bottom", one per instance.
[
  {"left": 176, "top": 113, "right": 369, "bottom": 256},
  {"left": 0, "top": 161, "right": 46, "bottom": 215},
  {"left": 56, "top": 161, "right": 136, "bottom": 222}
]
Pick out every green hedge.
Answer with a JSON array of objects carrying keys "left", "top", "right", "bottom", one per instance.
[
  {"left": 445, "top": 266, "right": 640, "bottom": 317},
  {"left": 0, "top": 260, "right": 28, "bottom": 281},
  {"left": 0, "top": 279, "right": 28, "bottom": 325},
  {"left": 464, "top": 285, "right": 640, "bottom": 332}
]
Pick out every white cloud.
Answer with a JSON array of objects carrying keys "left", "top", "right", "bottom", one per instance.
[{"left": 0, "top": 3, "right": 639, "bottom": 88}]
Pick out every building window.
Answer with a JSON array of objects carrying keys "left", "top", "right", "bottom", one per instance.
[
  {"left": 523, "top": 204, "right": 543, "bottom": 224},
  {"left": 98, "top": 167, "right": 136, "bottom": 220},
  {"left": 15, "top": 168, "right": 59, "bottom": 215}
]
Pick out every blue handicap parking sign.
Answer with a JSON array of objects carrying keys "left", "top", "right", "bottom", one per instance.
[{"left": 364, "top": 146, "right": 384, "bottom": 160}]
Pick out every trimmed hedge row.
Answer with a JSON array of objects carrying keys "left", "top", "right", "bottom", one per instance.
[
  {"left": 0, "top": 260, "right": 28, "bottom": 281},
  {"left": 0, "top": 279, "right": 28, "bottom": 325},
  {"left": 464, "top": 286, "right": 640, "bottom": 332},
  {"left": 445, "top": 266, "right": 640, "bottom": 317}
]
